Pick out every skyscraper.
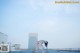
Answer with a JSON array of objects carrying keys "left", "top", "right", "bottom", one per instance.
[
  {"left": 0, "top": 32, "right": 8, "bottom": 44},
  {"left": 28, "top": 33, "right": 38, "bottom": 49}
]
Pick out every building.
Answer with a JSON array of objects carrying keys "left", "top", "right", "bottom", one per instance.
[
  {"left": 13, "top": 44, "right": 21, "bottom": 50},
  {"left": 28, "top": 33, "right": 38, "bottom": 49},
  {"left": 0, "top": 32, "right": 8, "bottom": 52},
  {"left": 0, "top": 32, "right": 8, "bottom": 44}
]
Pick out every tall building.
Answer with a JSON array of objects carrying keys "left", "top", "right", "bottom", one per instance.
[
  {"left": 0, "top": 32, "right": 8, "bottom": 44},
  {"left": 28, "top": 33, "right": 38, "bottom": 49}
]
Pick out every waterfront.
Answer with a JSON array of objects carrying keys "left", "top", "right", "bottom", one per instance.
[{"left": 8, "top": 49, "right": 80, "bottom": 53}]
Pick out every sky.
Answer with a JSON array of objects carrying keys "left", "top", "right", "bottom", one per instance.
[{"left": 0, "top": 0, "right": 80, "bottom": 49}]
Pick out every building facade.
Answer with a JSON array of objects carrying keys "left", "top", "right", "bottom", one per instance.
[
  {"left": 13, "top": 44, "right": 21, "bottom": 50},
  {"left": 28, "top": 33, "right": 38, "bottom": 49},
  {"left": 0, "top": 32, "right": 8, "bottom": 44}
]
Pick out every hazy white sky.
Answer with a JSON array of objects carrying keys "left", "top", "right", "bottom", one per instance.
[{"left": 0, "top": 0, "right": 80, "bottom": 49}]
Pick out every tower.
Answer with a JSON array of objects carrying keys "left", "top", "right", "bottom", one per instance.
[{"left": 28, "top": 33, "right": 38, "bottom": 49}]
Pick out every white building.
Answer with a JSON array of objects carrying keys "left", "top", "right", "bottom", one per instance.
[
  {"left": 7, "top": 42, "right": 21, "bottom": 51},
  {"left": 0, "top": 32, "right": 8, "bottom": 44},
  {"left": 0, "top": 32, "right": 8, "bottom": 52},
  {"left": 28, "top": 33, "right": 38, "bottom": 49},
  {"left": 13, "top": 44, "right": 21, "bottom": 50}
]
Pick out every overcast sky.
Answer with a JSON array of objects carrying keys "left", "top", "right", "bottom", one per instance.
[{"left": 0, "top": 0, "right": 80, "bottom": 49}]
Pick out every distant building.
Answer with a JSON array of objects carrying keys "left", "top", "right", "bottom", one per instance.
[
  {"left": 9, "top": 44, "right": 21, "bottom": 51},
  {"left": 0, "top": 32, "right": 8, "bottom": 44},
  {"left": 28, "top": 33, "right": 38, "bottom": 49},
  {"left": 13, "top": 44, "right": 21, "bottom": 50}
]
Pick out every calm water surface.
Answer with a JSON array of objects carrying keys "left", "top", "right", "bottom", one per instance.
[{"left": 11, "top": 49, "right": 80, "bottom": 53}]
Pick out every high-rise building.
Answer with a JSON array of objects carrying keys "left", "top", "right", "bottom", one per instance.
[
  {"left": 0, "top": 32, "right": 8, "bottom": 44},
  {"left": 28, "top": 33, "right": 38, "bottom": 49},
  {"left": 0, "top": 32, "right": 9, "bottom": 52}
]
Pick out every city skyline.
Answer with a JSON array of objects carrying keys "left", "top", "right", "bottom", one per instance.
[{"left": 0, "top": 0, "right": 80, "bottom": 49}]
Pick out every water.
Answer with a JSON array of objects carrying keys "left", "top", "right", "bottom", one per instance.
[{"left": 1, "top": 49, "right": 80, "bottom": 53}]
